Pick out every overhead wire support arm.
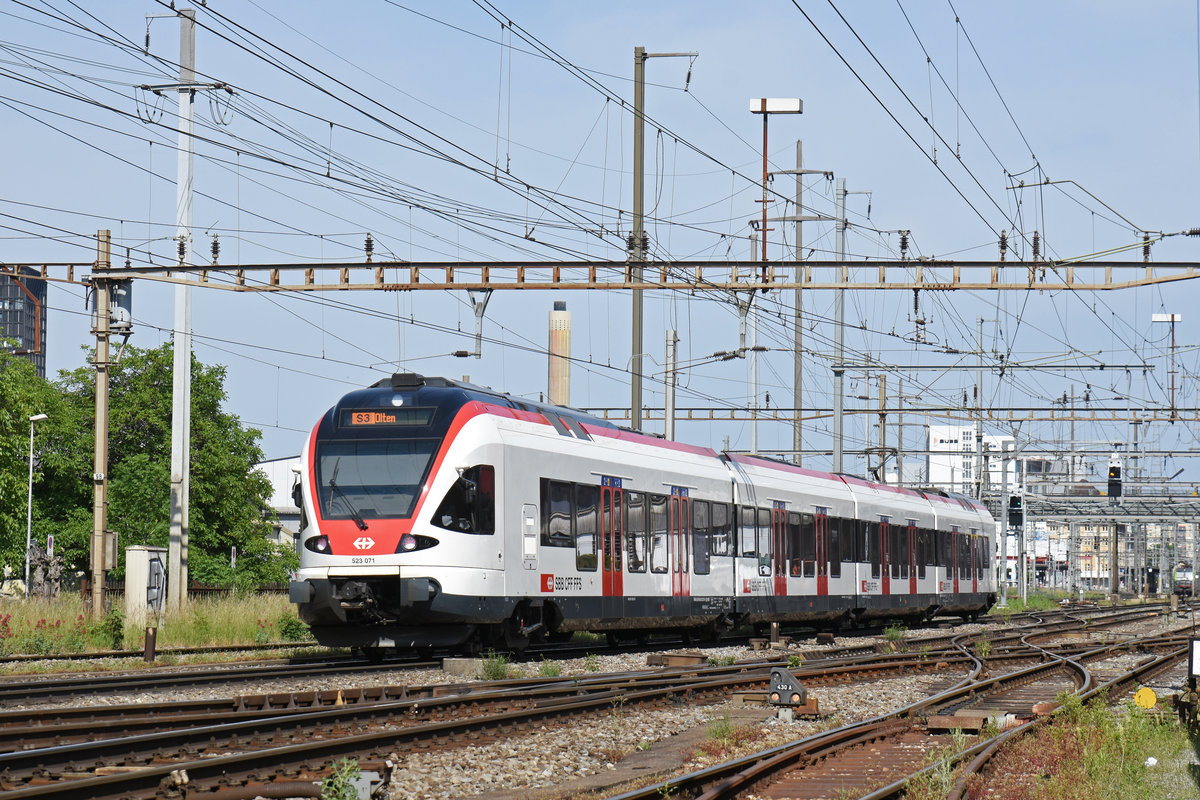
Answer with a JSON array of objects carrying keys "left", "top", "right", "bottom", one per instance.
[{"left": 70, "top": 259, "right": 1200, "bottom": 293}]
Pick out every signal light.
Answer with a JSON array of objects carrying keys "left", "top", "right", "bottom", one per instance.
[
  {"left": 1007, "top": 494, "right": 1023, "bottom": 526},
  {"left": 1108, "top": 463, "right": 1122, "bottom": 498}
]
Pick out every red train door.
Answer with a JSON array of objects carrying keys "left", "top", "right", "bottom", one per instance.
[
  {"left": 773, "top": 506, "right": 788, "bottom": 596},
  {"left": 601, "top": 484, "right": 623, "bottom": 598},
  {"left": 951, "top": 532, "right": 960, "bottom": 594},
  {"left": 971, "top": 535, "right": 979, "bottom": 593},
  {"left": 816, "top": 511, "right": 829, "bottom": 596},
  {"left": 670, "top": 493, "right": 690, "bottom": 597},
  {"left": 908, "top": 522, "right": 917, "bottom": 594},
  {"left": 880, "top": 519, "right": 891, "bottom": 595}
]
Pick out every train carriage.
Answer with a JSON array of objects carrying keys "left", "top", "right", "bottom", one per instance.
[{"left": 290, "top": 374, "right": 996, "bottom": 655}]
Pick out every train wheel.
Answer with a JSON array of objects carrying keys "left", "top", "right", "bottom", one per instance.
[{"left": 361, "top": 646, "right": 386, "bottom": 664}]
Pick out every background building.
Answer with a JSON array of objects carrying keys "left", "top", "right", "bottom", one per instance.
[{"left": 0, "top": 268, "right": 48, "bottom": 377}]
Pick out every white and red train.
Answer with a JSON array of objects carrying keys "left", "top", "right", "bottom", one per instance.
[{"left": 289, "top": 374, "right": 996, "bottom": 654}]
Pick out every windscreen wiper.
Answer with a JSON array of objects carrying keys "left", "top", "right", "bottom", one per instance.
[{"left": 329, "top": 457, "right": 368, "bottom": 531}]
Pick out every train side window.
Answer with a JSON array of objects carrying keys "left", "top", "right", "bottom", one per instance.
[
  {"left": 958, "top": 532, "right": 969, "bottom": 579},
  {"left": 868, "top": 520, "right": 881, "bottom": 579},
  {"left": 757, "top": 508, "right": 772, "bottom": 561},
  {"left": 431, "top": 465, "right": 495, "bottom": 534},
  {"left": 650, "top": 494, "right": 668, "bottom": 573},
  {"left": 785, "top": 512, "right": 801, "bottom": 576},
  {"left": 541, "top": 479, "right": 574, "bottom": 547},
  {"left": 886, "top": 523, "right": 896, "bottom": 579},
  {"left": 917, "top": 528, "right": 929, "bottom": 579},
  {"left": 800, "top": 512, "right": 816, "bottom": 578},
  {"left": 971, "top": 529, "right": 982, "bottom": 578},
  {"left": 739, "top": 506, "right": 757, "bottom": 557},
  {"left": 693, "top": 500, "right": 711, "bottom": 575},
  {"left": 827, "top": 516, "right": 841, "bottom": 578},
  {"left": 711, "top": 503, "right": 732, "bottom": 556},
  {"left": 625, "top": 491, "right": 647, "bottom": 573},
  {"left": 575, "top": 484, "right": 599, "bottom": 571}
]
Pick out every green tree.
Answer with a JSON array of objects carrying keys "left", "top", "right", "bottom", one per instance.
[
  {"left": 49, "top": 342, "right": 296, "bottom": 585},
  {"left": 0, "top": 349, "right": 68, "bottom": 577}
]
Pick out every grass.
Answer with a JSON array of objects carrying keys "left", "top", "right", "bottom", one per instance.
[
  {"left": 691, "top": 711, "right": 766, "bottom": 762},
  {"left": 0, "top": 593, "right": 310, "bottom": 655},
  {"left": 480, "top": 649, "right": 512, "bottom": 680},
  {"left": 963, "top": 693, "right": 1192, "bottom": 800}
]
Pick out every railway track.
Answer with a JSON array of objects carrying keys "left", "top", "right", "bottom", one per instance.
[
  {"left": 609, "top": 628, "right": 1188, "bottom": 800},
  {"left": 0, "top": 605, "right": 1188, "bottom": 799}
]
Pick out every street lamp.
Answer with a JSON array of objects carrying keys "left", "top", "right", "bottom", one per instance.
[
  {"left": 749, "top": 98, "right": 803, "bottom": 266},
  {"left": 26, "top": 413, "right": 47, "bottom": 599}
]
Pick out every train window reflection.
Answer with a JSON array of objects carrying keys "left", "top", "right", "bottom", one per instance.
[
  {"left": 625, "top": 492, "right": 647, "bottom": 573},
  {"left": 315, "top": 439, "right": 437, "bottom": 520},
  {"left": 711, "top": 503, "right": 732, "bottom": 557},
  {"left": 650, "top": 494, "right": 668, "bottom": 574},
  {"left": 576, "top": 484, "right": 599, "bottom": 571},
  {"left": 541, "top": 479, "right": 574, "bottom": 547},
  {"left": 739, "top": 507, "right": 757, "bottom": 557}
]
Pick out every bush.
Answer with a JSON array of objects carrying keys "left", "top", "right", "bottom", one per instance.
[
  {"left": 277, "top": 612, "right": 310, "bottom": 642},
  {"left": 480, "top": 650, "right": 511, "bottom": 680}
]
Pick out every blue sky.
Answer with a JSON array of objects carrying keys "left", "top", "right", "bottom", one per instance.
[{"left": 3, "top": 1, "right": 1199, "bottom": 489}]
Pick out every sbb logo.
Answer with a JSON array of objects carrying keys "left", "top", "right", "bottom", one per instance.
[
  {"left": 353, "top": 537, "right": 375, "bottom": 550},
  {"left": 541, "top": 574, "right": 554, "bottom": 592}
]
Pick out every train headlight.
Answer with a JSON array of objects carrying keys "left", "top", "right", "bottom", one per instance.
[
  {"left": 393, "top": 534, "right": 439, "bottom": 553},
  {"left": 304, "top": 535, "right": 331, "bottom": 554}
]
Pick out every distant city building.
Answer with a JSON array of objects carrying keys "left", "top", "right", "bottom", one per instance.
[
  {"left": 0, "top": 268, "right": 47, "bottom": 377},
  {"left": 926, "top": 425, "right": 1016, "bottom": 493},
  {"left": 256, "top": 456, "right": 302, "bottom": 547}
]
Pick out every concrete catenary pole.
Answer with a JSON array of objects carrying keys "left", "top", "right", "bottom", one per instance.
[
  {"left": 91, "top": 230, "right": 112, "bottom": 618},
  {"left": 168, "top": 8, "right": 195, "bottom": 612}
]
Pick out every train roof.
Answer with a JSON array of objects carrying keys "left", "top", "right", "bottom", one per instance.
[{"left": 357, "top": 373, "right": 622, "bottom": 432}]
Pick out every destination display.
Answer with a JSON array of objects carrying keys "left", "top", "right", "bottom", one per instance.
[{"left": 340, "top": 408, "right": 433, "bottom": 427}]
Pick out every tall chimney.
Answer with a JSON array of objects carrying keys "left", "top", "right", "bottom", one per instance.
[{"left": 548, "top": 300, "right": 571, "bottom": 406}]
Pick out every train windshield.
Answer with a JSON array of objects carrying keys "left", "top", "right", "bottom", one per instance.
[{"left": 315, "top": 439, "right": 438, "bottom": 520}]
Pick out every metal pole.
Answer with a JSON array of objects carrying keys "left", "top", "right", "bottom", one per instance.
[
  {"left": 750, "top": 232, "right": 759, "bottom": 455},
  {"left": 832, "top": 178, "right": 846, "bottom": 473},
  {"left": 975, "top": 317, "right": 984, "bottom": 499},
  {"left": 1019, "top": 458, "right": 1028, "bottom": 603},
  {"left": 168, "top": 8, "right": 196, "bottom": 611},
  {"left": 761, "top": 115, "right": 769, "bottom": 264},
  {"left": 998, "top": 443, "right": 1010, "bottom": 607},
  {"left": 877, "top": 374, "right": 886, "bottom": 482},
  {"left": 1111, "top": 522, "right": 1120, "bottom": 599},
  {"left": 792, "top": 141, "right": 804, "bottom": 465},
  {"left": 25, "top": 417, "right": 41, "bottom": 598},
  {"left": 91, "top": 230, "right": 112, "bottom": 619},
  {"left": 631, "top": 46, "right": 645, "bottom": 432},
  {"left": 665, "top": 329, "right": 677, "bottom": 441},
  {"left": 895, "top": 379, "right": 904, "bottom": 485}
]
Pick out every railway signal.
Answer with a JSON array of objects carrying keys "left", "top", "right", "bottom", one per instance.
[{"left": 1007, "top": 494, "right": 1023, "bottom": 527}]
